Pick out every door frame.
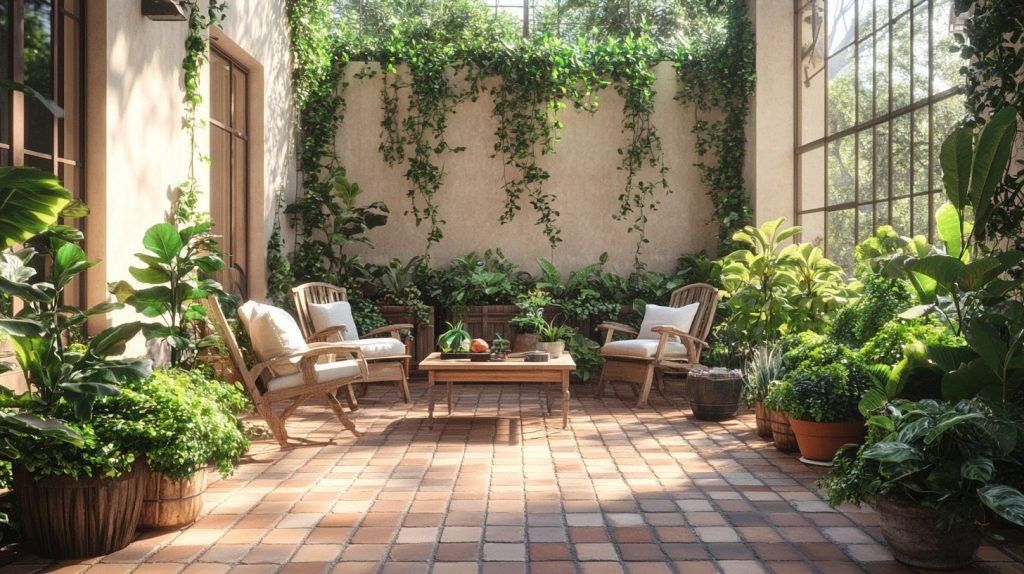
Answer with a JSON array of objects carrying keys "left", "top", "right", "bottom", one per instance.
[{"left": 209, "top": 29, "right": 266, "bottom": 301}]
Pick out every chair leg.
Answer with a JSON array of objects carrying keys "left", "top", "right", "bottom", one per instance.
[
  {"left": 325, "top": 391, "right": 362, "bottom": 438},
  {"left": 357, "top": 383, "right": 369, "bottom": 398},
  {"left": 397, "top": 364, "right": 411, "bottom": 404},
  {"left": 595, "top": 364, "right": 610, "bottom": 399},
  {"left": 636, "top": 364, "right": 656, "bottom": 408},
  {"left": 340, "top": 385, "right": 359, "bottom": 411},
  {"left": 255, "top": 401, "right": 290, "bottom": 448}
]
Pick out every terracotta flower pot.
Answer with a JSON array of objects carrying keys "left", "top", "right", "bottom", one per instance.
[
  {"left": 875, "top": 496, "right": 981, "bottom": 570},
  {"left": 512, "top": 333, "right": 538, "bottom": 353},
  {"left": 789, "top": 418, "right": 866, "bottom": 462},
  {"left": 754, "top": 402, "right": 772, "bottom": 438},
  {"left": 15, "top": 461, "right": 147, "bottom": 559},
  {"left": 140, "top": 468, "right": 209, "bottom": 530},
  {"left": 768, "top": 410, "right": 799, "bottom": 452}
]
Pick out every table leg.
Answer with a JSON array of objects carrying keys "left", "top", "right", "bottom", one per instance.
[
  {"left": 427, "top": 372, "right": 435, "bottom": 428},
  {"left": 562, "top": 371, "right": 570, "bottom": 429},
  {"left": 446, "top": 381, "right": 454, "bottom": 415},
  {"left": 545, "top": 383, "right": 553, "bottom": 415}
]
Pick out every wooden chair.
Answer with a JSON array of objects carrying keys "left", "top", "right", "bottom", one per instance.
[
  {"left": 292, "top": 282, "right": 412, "bottom": 405},
  {"left": 206, "top": 296, "right": 369, "bottom": 447},
  {"left": 594, "top": 283, "right": 719, "bottom": 407}
]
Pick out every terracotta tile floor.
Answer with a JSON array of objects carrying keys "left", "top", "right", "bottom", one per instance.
[{"left": 6, "top": 382, "right": 1024, "bottom": 574}]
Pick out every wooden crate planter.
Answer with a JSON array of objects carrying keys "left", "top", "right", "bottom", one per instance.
[
  {"left": 140, "top": 468, "right": 208, "bottom": 530},
  {"left": 15, "top": 461, "right": 147, "bottom": 559},
  {"left": 381, "top": 305, "right": 434, "bottom": 377},
  {"left": 443, "top": 305, "right": 519, "bottom": 342}
]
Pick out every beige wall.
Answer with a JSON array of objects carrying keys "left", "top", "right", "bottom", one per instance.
[
  {"left": 337, "top": 61, "right": 718, "bottom": 275},
  {"left": 84, "top": 1, "right": 295, "bottom": 343},
  {"left": 746, "top": 0, "right": 796, "bottom": 229}
]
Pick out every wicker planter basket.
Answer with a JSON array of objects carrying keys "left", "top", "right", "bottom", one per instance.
[
  {"left": 769, "top": 410, "right": 799, "bottom": 452},
  {"left": 140, "top": 468, "right": 208, "bottom": 530},
  {"left": 15, "top": 461, "right": 147, "bottom": 558},
  {"left": 754, "top": 402, "right": 772, "bottom": 438},
  {"left": 687, "top": 368, "right": 743, "bottom": 421}
]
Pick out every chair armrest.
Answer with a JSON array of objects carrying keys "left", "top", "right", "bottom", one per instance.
[
  {"left": 247, "top": 344, "right": 369, "bottom": 384},
  {"left": 650, "top": 326, "right": 708, "bottom": 364},
  {"left": 364, "top": 323, "right": 414, "bottom": 339},
  {"left": 307, "top": 325, "right": 346, "bottom": 343},
  {"left": 597, "top": 322, "right": 638, "bottom": 345}
]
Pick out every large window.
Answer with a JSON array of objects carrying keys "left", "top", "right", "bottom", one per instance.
[{"left": 794, "top": 0, "right": 965, "bottom": 268}]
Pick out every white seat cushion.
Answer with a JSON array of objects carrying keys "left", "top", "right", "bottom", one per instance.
[
  {"left": 348, "top": 337, "right": 406, "bottom": 358},
  {"left": 601, "top": 339, "right": 689, "bottom": 360},
  {"left": 308, "top": 301, "right": 360, "bottom": 341},
  {"left": 637, "top": 302, "right": 699, "bottom": 342},
  {"left": 238, "top": 301, "right": 309, "bottom": 376},
  {"left": 265, "top": 359, "right": 363, "bottom": 392}
]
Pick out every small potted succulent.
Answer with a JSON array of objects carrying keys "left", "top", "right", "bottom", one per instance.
[
  {"left": 742, "top": 343, "right": 782, "bottom": 438},
  {"left": 536, "top": 319, "right": 573, "bottom": 359},
  {"left": 437, "top": 321, "right": 472, "bottom": 359},
  {"left": 767, "top": 335, "right": 869, "bottom": 462}
]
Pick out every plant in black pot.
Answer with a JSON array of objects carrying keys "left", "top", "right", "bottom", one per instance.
[
  {"left": 822, "top": 399, "right": 1024, "bottom": 569},
  {"left": 766, "top": 336, "right": 869, "bottom": 463}
]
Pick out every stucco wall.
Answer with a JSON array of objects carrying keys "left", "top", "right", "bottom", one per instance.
[
  {"left": 84, "top": 0, "right": 295, "bottom": 339},
  {"left": 336, "top": 61, "right": 718, "bottom": 275}
]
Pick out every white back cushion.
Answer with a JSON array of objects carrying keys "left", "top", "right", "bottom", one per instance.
[
  {"left": 238, "top": 301, "right": 308, "bottom": 375},
  {"left": 308, "top": 301, "right": 360, "bottom": 341},
  {"left": 637, "top": 302, "right": 699, "bottom": 342}
]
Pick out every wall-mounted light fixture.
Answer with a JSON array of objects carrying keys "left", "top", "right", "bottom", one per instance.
[{"left": 142, "top": 0, "right": 187, "bottom": 21}]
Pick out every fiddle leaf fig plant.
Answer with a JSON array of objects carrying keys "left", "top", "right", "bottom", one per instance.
[{"left": 109, "top": 222, "right": 225, "bottom": 368}]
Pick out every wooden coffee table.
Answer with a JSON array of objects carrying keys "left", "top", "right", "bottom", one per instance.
[{"left": 418, "top": 353, "right": 576, "bottom": 428}]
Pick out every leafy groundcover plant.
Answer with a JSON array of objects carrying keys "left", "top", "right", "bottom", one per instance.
[
  {"left": 822, "top": 399, "right": 1024, "bottom": 528},
  {"left": 16, "top": 368, "right": 248, "bottom": 481}
]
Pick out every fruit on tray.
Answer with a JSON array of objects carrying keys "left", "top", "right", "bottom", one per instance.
[{"left": 470, "top": 338, "right": 490, "bottom": 353}]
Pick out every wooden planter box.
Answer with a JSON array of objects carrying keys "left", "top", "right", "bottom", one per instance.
[
  {"left": 381, "top": 305, "right": 434, "bottom": 377},
  {"left": 140, "top": 468, "right": 208, "bottom": 530},
  {"left": 442, "top": 305, "right": 519, "bottom": 343}
]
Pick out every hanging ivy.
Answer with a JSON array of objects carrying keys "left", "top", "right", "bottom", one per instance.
[
  {"left": 592, "top": 36, "right": 671, "bottom": 270},
  {"left": 953, "top": 0, "right": 1024, "bottom": 245},
  {"left": 674, "top": 0, "right": 755, "bottom": 253},
  {"left": 175, "top": 0, "right": 228, "bottom": 226},
  {"left": 485, "top": 38, "right": 602, "bottom": 249},
  {"left": 285, "top": 0, "right": 349, "bottom": 280}
]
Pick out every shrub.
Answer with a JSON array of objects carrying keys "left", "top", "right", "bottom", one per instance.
[
  {"left": 830, "top": 274, "right": 913, "bottom": 348},
  {"left": 858, "top": 318, "right": 963, "bottom": 368},
  {"left": 767, "top": 334, "right": 870, "bottom": 422}
]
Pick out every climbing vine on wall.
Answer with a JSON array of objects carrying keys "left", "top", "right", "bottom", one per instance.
[
  {"left": 175, "top": 0, "right": 228, "bottom": 226},
  {"left": 285, "top": 0, "right": 349, "bottom": 281},
  {"left": 674, "top": 0, "right": 756, "bottom": 254},
  {"left": 953, "top": 0, "right": 1024, "bottom": 246},
  {"left": 485, "top": 38, "right": 602, "bottom": 249},
  {"left": 592, "top": 36, "right": 671, "bottom": 269}
]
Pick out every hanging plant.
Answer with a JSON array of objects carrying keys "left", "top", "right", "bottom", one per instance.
[
  {"left": 486, "top": 37, "right": 602, "bottom": 249},
  {"left": 674, "top": 0, "right": 755, "bottom": 253},
  {"left": 591, "top": 36, "right": 671, "bottom": 270},
  {"left": 175, "top": 0, "right": 228, "bottom": 226}
]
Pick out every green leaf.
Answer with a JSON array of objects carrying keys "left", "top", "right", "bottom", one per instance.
[
  {"left": 970, "top": 106, "right": 1018, "bottom": 231},
  {"left": 924, "top": 412, "right": 984, "bottom": 444},
  {"left": 0, "top": 319, "right": 43, "bottom": 337},
  {"left": 979, "top": 484, "right": 1024, "bottom": 527},
  {"left": 0, "top": 167, "right": 72, "bottom": 248},
  {"left": 908, "top": 255, "right": 965, "bottom": 292},
  {"left": 129, "top": 266, "right": 171, "bottom": 284},
  {"left": 88, "top": 322, "right": 142, "bottom": 357},
  {"left": 862, "top": 441, "right": 923, "bottom": 463},
  {"left": 142, "top": 223, "right": 183, "bottom": 263},
  {"left": 935, "top": 202, "right": 964, "bottom": 257},
  {"left": 961, "top": 457, "right": 995, "bottom": 482},
  {"left": 0, "top": 80, "right": 63, "bottom": 118},
  {"left": 940, "top": 127, "right": 972, "bottom": 211}
]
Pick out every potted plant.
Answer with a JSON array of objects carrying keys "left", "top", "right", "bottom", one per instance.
[
  {"left": 374, "top": 256, "right": 435, "bottom": 373},
  {"left": 115, "top": 368, "right": 248, "bottom": 529},
  {"left": 768, "top": 335, "right": 869, "bottom": 462},
  {"left": 536, "top": 319, "right": 573, "bottom": 359},
  {"left": 509, "top": 289, "right": 550, "bottom": 352},
  {"left": 742, "top": 343, "right": 782, "bottom": 437},
  {"left": 429, "top": 250, "right": 530, "bottom": 340},
  {"left": 437, "top": 320, "right": 472, "bottom": 359},
  {"left": 822, "top": 399, "right": 1024, "bottom": 569}
]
